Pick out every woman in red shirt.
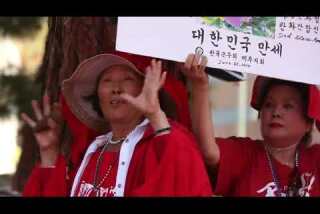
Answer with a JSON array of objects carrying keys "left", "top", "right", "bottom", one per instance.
[
  {"left": 181, "top": 53, "right": 320, "bottom": 197},
  {"left": 21, "top": 51, "right": 212, "bottom": 197}
]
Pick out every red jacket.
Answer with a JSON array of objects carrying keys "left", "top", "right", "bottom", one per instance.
[{"left": 24, "top": 121, "right": 212, "bottom": 196}]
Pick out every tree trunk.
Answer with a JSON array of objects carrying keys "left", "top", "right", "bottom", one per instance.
[{"left": 12, "top": 17, "right": 185, "bottom": 192}]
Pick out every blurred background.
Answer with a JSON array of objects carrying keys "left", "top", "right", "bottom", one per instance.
[
  {"left": 0, "top": 17, "right": 47, "bottom": 196},
  {"left": 0, "top": 17, "right": 319, "bottom": 196}
]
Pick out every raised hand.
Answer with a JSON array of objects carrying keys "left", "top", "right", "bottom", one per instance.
[
  {"left": 21, "top": 94, "right": 63, "bottom": 167},
  {"left": 180, "top": 53, "right": 209, "bottom": 90},
  {"left": 120, "top": 59, "right": 170, "bottom": 132},
  {"left": 120, "top": 59, "right": 166, "bottom": 118},
  {"left": 180, "top": 53, "right": 220, "bottom": 168}
]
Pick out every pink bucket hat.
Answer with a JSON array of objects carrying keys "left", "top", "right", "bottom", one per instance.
[{"left": 62, "top": 51, "right": 191, "bottom": 133}]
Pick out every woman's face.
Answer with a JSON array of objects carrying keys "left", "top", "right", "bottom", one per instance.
[
  {"left": 260, "top": 84, "right": 311, "bottom": 148},
  {"left": 97, "top": 65, "right": 144, "bottom": 124}
]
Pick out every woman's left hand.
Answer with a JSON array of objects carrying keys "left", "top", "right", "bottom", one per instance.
[{"left": 120, "top": 59, "right": 166, "bottom": 118}]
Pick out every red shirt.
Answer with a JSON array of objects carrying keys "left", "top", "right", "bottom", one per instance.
[
  {"left": 215, "top": 137, "right": 320, "bottom": 197},
  {"left": 75, "top": 150, "right": 119, "bottom": 197}
]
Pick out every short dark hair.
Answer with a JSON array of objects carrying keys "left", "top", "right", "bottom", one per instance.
[{"left": 83, "top": 72, "right": 105, "bottom": 118}]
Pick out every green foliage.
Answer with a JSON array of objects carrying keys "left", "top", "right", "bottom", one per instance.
[
  {"left": 0, "top": 71, "right": 41, "bottom": 119},
  {"left": 202, "top": 16, "right": 276, "bottom": 38},
  {"left": 0, "top": 17, "right": 45, "bottom": 37},
  {"left": 202, "top": 17, "right": 223, "bottom": 28},
  {"left": 252, "top": 17, "right": 276, "bottom": 38}
]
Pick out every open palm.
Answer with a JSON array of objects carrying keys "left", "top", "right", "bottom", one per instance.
[
  {"left": 21, "top": 95, "right": 62, "bottom": 152},
  {"left": 120, "top": 59, "right": 166, "bottom": 117}
]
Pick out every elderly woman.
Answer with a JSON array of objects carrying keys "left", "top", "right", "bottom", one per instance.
[
  {"left": 181, "top": 53, "right": 320, "bottom": 197},
  {"left": 21, "top": 51, "right": 212, "bottom": 197}
]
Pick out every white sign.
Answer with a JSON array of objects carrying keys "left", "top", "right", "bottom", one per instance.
[{"left": 116, "top": 17, "right": 320, "bottom": 85}]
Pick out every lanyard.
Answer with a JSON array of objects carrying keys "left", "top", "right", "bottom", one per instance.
[{"left": 265, "top": 145, "right": 301, "bottom": 197}]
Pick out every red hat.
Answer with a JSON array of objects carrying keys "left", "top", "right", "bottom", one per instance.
[
  {"left": 62, "top": 51, "right": 191, "bottom": 133},
  {"left": 251, "top": 76, "right": 320, "bottom": 131}
]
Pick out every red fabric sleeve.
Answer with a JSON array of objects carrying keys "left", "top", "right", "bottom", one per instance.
[
  {"left": 23, "top": 94, "right": 99, "bottom": 196},
  {"left": 23, "top": 155, "right": 69, "bottom": 196},
  {"left": 126, "top": 121, "right": 212, "bottom": 196},
  {"left": 214, "top": 137, "right": 257, "bottom": 195},
  {"left": 60, "top": 94, "right": 98, "bottom": 169}
]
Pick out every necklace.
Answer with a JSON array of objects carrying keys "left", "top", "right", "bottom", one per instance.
[
  {"left": 265, "top": 144, "right": 301, "bottom": 197},
  {"left": 92, "top": 138, "right": 122, "bottom": 192},
  {"left": 109, "top": 136, "right": 126, "bottom": 144}
]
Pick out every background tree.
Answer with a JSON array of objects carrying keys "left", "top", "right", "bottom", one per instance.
[
  {"left": 8, "top": 17, "right": 186, "bottom": 192},
  {"left": 0, "top": 17, "right": 43, "bottom": 37},
  {"left": 0, "top": 17, "right": 44, "bottom": 193},
  {"left": 0, "top": 17, "right": 44, "bottom": 119}
]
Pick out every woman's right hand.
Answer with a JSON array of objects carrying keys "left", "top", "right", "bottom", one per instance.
[
  {"left": 180, "top": 53, "right": 209, "bottom": 91},
  {"left": 21, "top": 95, "right": 62, "bottom": 167}
]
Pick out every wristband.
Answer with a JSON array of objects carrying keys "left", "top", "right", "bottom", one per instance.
[{"left": 154, "top": 127, "right": 171, "bottom": 136}]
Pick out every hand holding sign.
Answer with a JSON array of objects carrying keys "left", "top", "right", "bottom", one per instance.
[{"left": 180, "top": 52, "right": 209, "bottom": 90}]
